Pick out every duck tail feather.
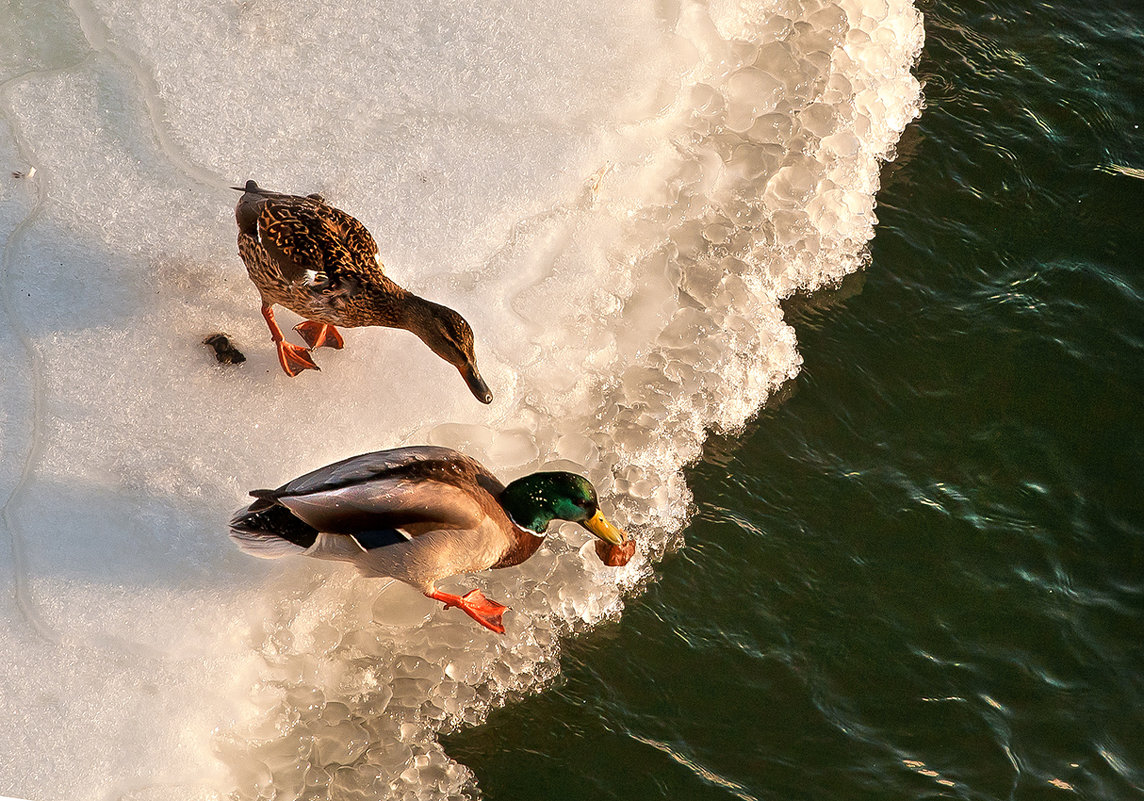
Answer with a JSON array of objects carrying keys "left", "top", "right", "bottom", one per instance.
[
  {"left": 231, "top": 179, "right": 263, "bottom": 193},
  {"left": 229, "top": 501, "right": 318, "bottom": 557},
  {"left": 228, "top": 528, "right": 308, "bottom": 559}
]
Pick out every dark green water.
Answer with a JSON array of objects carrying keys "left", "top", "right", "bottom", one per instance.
[{"left": 447, "top": 0, "right": 1144, "bottom": 798}]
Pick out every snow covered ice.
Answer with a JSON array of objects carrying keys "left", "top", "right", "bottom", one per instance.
[{"left": 0, "top": 0, "right": 923, "bottom": 798}]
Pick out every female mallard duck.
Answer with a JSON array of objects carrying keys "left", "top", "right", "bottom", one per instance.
[
  {"left": 233, "top": 180, "right": 492, "bottom": 403},
  {"left": 229, "top": 446, "right": 633, "bottom": 634}
]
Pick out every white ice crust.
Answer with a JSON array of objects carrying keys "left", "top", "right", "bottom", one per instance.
[{"left": 0, "top": 0, "right": 922, "bottom": 798}]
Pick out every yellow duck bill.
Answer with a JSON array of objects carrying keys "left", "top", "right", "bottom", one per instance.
[{"left": 580, "top": 509, "right": 627, "bottom": 546}]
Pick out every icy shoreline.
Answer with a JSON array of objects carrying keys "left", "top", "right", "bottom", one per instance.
[{"left": 0, "top": 0, "right": 922, "bottom": 797}]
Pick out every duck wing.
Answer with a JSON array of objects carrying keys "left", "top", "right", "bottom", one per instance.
[
  {"left": 235, "top": 182, "right": 381, "bottom": 283},
  {"left": 251, "top": 446, "right": 505, "bottom": 537},
  {"left": 254, "top": 201, "right": 348, "bottom": 284},
  {"left": 321, "top": 204, "right": 379, "bottom": 262}
]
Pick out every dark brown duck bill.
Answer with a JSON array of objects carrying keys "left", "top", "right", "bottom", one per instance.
[{"left": 462, "top": 364, "right": 493, "bottom": 404}]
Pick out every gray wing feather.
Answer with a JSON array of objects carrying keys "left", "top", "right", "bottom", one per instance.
[
  {"left": 274, "top": 447, "right": 476, "bottom": 496},
  {"left": 276, "top": 478, "right": 483, "bottom": 533}
]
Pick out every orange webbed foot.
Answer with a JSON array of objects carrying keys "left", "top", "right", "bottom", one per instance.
[
  {"left": 428, "top": 588, "right": 508, "bottom": 634},
  {"left": 293, "top": 321, "right": 345, "bottom": 350},
  {"left": 276, "top": 341, "right": 320, "bottom": 377}
]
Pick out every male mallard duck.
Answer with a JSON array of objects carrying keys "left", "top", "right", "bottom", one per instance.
[
  {"left": 229, "top": 446, "right": 631, "bottom": 633},
  {"left": 233, "top": 180, "right": 492, "bottom": 403}
]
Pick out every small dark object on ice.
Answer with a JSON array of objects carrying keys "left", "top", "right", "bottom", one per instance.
[
  {"left": 595, "top": 537, "right": 636, "bottom": 567},
  {"left": 203, "top": 333, "right": 246, "bottom": 364}
]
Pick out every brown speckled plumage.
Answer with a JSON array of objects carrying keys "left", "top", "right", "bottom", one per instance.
[{"left": 233, "top": 180, "right": 492, "bottom": 403}]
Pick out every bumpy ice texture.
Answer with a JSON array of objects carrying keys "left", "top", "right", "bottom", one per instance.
[{"left": 0, "top": 0, "right": 922, "bottom": 798}]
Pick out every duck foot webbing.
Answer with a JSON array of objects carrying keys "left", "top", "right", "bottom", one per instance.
[
  {"left": 294, "top": 321, "right": 345, "bottom": 350},
  {"left": 261, "top": 304, "right": 319, "bottom": 376},
  {"left": 428, "top": 588, "right": 507, "bottom": 634},
  {"left": 275, "top": 341, "right": 319, "bottom": 376}
]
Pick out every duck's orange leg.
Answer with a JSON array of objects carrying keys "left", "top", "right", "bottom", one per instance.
[
  {"left": 428, "top": 588, "right": 507, "bottom": 634},
  {"left": 293, "top": 321, "right": 345, "bottom": 350},
  {"left": 260, "top": 304, "right": 319, "bottom": 376}
]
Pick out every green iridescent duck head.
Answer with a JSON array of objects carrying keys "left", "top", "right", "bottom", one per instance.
[{"left": 500, "top": 472, "right": 627, "bottom": 544}]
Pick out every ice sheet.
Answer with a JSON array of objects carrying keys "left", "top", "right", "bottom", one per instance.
[{"left": 0, "top": 0, "right": 923, "bottom": 797}]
